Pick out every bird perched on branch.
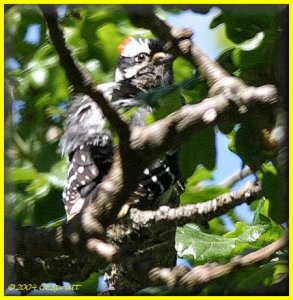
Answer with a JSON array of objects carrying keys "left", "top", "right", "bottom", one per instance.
[{"left": 60, "top": 37, "right": 183, "bottom": 221}]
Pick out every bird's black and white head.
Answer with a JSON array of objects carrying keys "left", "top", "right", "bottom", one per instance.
[{"left": 115, "top": 37, "right": 173, "bottom": 90}]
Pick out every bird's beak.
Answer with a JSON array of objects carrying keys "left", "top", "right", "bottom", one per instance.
[{"left": 151, "top": 52, "right": 173, "bottom": 65}]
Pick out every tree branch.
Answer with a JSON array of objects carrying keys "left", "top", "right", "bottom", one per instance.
[
  {"left": 5, "top": 253, "right": 106, "bottom": 287},
  {"left": 129, "top": 181, "right": 261, "bottom": 228},
  {"left": 219, "top": 165, "right": 252, "bottom": 187},
  {"left": 130, "top": 85, "right": 277, "bottom": 161},
  {"left": 2, "top": 181, "right": 271, "bottom": 287},
  {"left": 5, "top": 213, "right": 119, "bottom": 258},
  {"left": 149, "top": 231, "right": 288, "bottom": 292}
]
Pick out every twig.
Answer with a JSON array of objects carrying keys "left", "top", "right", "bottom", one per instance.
[{"left": 220, "top": 165, "right": 253, "bottom": 187}]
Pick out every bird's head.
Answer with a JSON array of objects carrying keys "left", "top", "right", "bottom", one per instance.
[{"left": 115, "top": 37, "right": 173, "bottom": 90}]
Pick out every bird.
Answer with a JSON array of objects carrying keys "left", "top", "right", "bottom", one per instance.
[{"left": 60, "top": 37, "right": 183, "bottom": 221}]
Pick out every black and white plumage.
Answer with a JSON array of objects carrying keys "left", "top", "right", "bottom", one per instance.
[{"left": 61, "top": 37, "right": 182, "bottom": 220}]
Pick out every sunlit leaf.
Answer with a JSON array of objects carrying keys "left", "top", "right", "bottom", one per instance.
[
  {"left": 177, "top": 215, "right": 284, "bottom": 266},
  {"left": 173, "top": 57, "right": 194, "bottom": 82},
  {"left": 8, "top": 166, "right": 38, "bottom": 182},
  {"left": 75, "top": 272, "right": 99, "bottom": 295}
]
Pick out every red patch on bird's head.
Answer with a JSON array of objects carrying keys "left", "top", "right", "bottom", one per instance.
[{"left": 118, "top": 37, "right": 133, "bottom": 54}]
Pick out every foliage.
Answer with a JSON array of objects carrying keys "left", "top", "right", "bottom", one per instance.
[
  {"left": 177, "top": 199, "right": 284, "bottom": 267},
  {"left": 5, "top": 4, "right": 287, "bottom": 295}
]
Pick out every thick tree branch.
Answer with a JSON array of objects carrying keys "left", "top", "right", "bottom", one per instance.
[
  {"left": 129, "top": 181, "right": 261, "bottom": 228},
  {"left": 5, "top": 215, "right": 119, "bottom": 259},
  {"left": 149, "top": 231, "right": 288, "bottom": 292},
  {"left": 2, "top": 181, "right": 271, "bottom": 287},
  {"left": 130, "top": 85, "right": 277, "bottom": 160},
  {"left": 5, "top": 254, "right": 106, "bottom": 287}
]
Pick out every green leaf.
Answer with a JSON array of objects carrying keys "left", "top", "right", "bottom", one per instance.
[
  {"left": 177, "top": 215, "right": 284, "bottom": 266},
  {"left": 96, "top": 23, "right": 124, "bottom": 71},
  {"left": 25, "top": 175, "right": 47, "bottom": 191},
  {"left": 228, "top": 124, "right": 270, "bottom": 171},
  {"left": 29, "top": 182, "right": 51, "bottom": 199},
  {"left": 259, "top": 163, "right": 286, "bottom": 224},
  {"left": 210, "top": 8, "right": 279, "bottom": 44},
  {"left": 179, "top": 128, "right": 216, "bottom": 178},
  {"left": 200, "top": 259, "right": 287, "bottom": 295},
  {"left": 208, "top": 217, "right": 228, "bottom": 236},
  {"left": 32, "top": 188, "right": 65, "bottom": 225},
  {"left": 181, "top": 81, "right": 208, "bottom": 104},
  {"left": 184, "top": 165, "right": 214, "bottom": 186},
  {"left": 139, "top": 85, "right": 181, "bottom": 120},
  {"left": 50, "top": 159, "right": 68, "bottom": 175},
  {"left": 32, "top": 43, "right": 55, "bottom": 61},
  {"left": 173, "top": 57, "right": 194, "bottom": 82},
  {"left": 211, "top": 8, "right": 279, "bottom": 87},
  {"left": 217, "top": 48, "right": 238, "bottom": 76},
  {"left": 29, "top": 67, "right": 49, "bottom": 88},
  {"left": 176, "top": 224, "right": 240, "bottom": 265},
  {"left": 180, "top": 184, "right": 228, "bottom": 205},
  {"left": 180, "top": 166, "right": 228, "bottom": 206},
  {"left": 218, "top": 123, "right": 235, "bottom": 135},
  {"left": 42, "top": 174, "right": 64, "bottom": 189},
  {"left": 232, "top": 31, "right": 277, "bottom": 70},
  {"left": 253, "top": 199, "right": 285, "bottom": 238},
  {"left": 225, "top": 200, "right": 284, "bottom": 254},
  {"left": 8, "top": 166, "right": 38, "bottom": 182},
  {"left": 224, "top": 222, "right": 275, "bottom": 255},
  {"left": 43, "top": 159, "right": 68, "bottom": 188},
  {"left": 48, "top": 67, "right": 69, "bottom": 102},
  {"left": 6, "top": 192, "right": 35, "bottom": 224},
  {"left": 75, "top": 272, "right": 99, "bottom": 295}
]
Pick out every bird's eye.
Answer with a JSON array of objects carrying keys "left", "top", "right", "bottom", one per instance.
[{"left": 135, "top": 53, "right": 147, "bottom": 63}]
